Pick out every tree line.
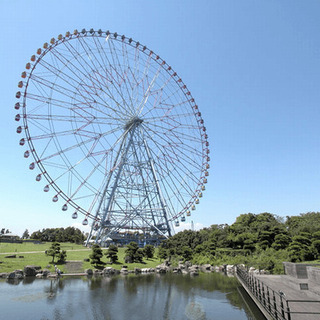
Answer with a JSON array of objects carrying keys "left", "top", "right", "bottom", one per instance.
[
  {"left": 30, "top": 227, "right": 85, "bottom": 244},
  {"left": 89, "top": 242, "right": 155, "bottom": 268},
  {"left": 159, "top": 212, "right": 320, "bottom": 273}
]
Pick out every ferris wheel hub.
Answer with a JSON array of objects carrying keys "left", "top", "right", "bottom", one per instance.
[{"left": 124, "top": 117, "right": 143, "bottom": 130}]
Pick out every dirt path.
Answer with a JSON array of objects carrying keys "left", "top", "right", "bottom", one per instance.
[{"left": 64, "top": 260, "right": 83, "bottom": 273}]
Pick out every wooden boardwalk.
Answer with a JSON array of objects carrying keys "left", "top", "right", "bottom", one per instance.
[{"left": 236, "top": 267, "right": 320, "bottom": 320}]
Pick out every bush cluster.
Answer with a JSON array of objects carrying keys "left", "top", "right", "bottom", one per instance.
[{"left": 160, "top": 212, "right": 320, "bottom": 273}]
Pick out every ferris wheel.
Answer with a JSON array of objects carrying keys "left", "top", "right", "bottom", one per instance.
[{"left": 14, "top": 28, "right": 210, "bottom": 243}]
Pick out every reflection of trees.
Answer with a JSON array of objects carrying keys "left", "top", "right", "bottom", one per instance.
[
  {"left": 6, "top": 279, "right": 22, "bottom": 285},
  {"left": 160, "top": 272, "right": 245, "bottom": 310},
  {"left": 2, "top": 272, "right": 261, "bottom": 319},
  {"left": 23, "top": 276, "right": 36, "bottom": 285},
  {"left": 44, "top": 278, "right": 65, "bottom": 301},
  {"left": 84, "top": 272, "right": 250, "bottom": 318}
]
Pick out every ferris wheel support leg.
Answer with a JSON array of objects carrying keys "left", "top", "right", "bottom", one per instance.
[
  {"left": 143, "top": 139, "right": 172, "bottom": 237},
  {"left": 94, "top": 125, "right": 138, "bottom": 243}
]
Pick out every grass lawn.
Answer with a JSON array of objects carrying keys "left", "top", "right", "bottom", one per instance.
[
  {"left": 0, "top": 242, "right": 162, "bottom": 273},
  {"left": 0, "top": 242, "right": 85, "bottom": 253}
]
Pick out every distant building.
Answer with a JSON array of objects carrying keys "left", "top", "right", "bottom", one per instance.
[{"left": 0, "top": 233, "right": 21, "bottom": 243}]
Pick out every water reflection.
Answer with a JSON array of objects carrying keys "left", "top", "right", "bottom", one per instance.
[{"left": 0, "top": 273, "right": 265, "bottom": 320}]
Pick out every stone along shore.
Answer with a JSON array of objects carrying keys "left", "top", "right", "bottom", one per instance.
[{"left": 0, "top": 261, "right": 239, "bottom": 280}]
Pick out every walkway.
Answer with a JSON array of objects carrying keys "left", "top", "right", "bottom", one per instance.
[
  {"left": 236, "top": 267, "right": 320, "bottom": 320},
  {"left": 255, "top": 273, "right": 320, "bottom": 320}
]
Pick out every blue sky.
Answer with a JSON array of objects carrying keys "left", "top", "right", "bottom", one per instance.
[{"left": 1, "top": 0, "right": 320, "bottom": 236}]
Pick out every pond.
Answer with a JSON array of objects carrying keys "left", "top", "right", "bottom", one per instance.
[{"left": 0, "top": 272, "right": 266, "bottom": 320}]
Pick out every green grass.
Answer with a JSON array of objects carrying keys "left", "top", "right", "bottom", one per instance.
[
  {"left": 0, "top": 242, "right": 85, "bottom": 253},
  {"left": 0, "top": 242, "right": 162, "bottom": 273}
]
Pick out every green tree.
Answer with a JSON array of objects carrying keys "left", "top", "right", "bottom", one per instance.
[
  {"left": 46, "top": 242, "right": 61, "bottom": 263},
  {"left": 288, "top": 235, "right": 313, "bottom": 262},
  {"left": 272, "top": 234, "right": 291, "bottom": 250},
  {"left": 143, "top": 245, "right": 155, "bottom": 259},
  {"left": 105, "top": 244, "right": 118, "bottom": 263},
  {"left": 57, "top": 250, "right": 67, "bottom": 263},
  {"left": 286, "top": 212, "right": 320, "bottom": 236},
  {"left": 125, "top": 242, "right": 144, "bottom": 263},
  {"left": 181, "top": 246, "right": 193, "bottom": 261},
  {"left": 157, "top": 246, "right": 168, "bottom": 261},
  {"left": 22, "top": 229, "right": 30, "bottom": 239},
  {"left": 90, "top": 244, "right": 105, "bottom": 268}
]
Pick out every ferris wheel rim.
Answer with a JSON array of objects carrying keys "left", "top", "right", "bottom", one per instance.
[{"left": 15, "top": 28, "right": 210, "bottom": 224}]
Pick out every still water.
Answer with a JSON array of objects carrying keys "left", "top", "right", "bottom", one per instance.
[{"left": 0, "top": 273, "right": 265, "bottom": 320}]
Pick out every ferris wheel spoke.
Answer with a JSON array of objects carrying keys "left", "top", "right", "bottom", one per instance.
[
  {"left": 137, "top": 65, "right": 163, "bottom": 117},
  {"left": 112, "top": 41, "right": 136, "bottom": 110},
  {"left": 40, "top": 48, "right": 101, "bottom": 104},
  {"left": 143, "top": 128, "right": 202, "bottom": 193},
  {"left": 90, "top": 36, "right": 134, "bottom": 116},
  {"left": 60, "top": 147, "right": 109, "bottom": 201},
  {"left": 143, "top": 121, "right": 203, "bottom": 158},
  {"left": 144, "top": 138, "right": 196, "bottom": 198},
  {"left": 51, "top": 43, "right": 128, "bottom": 121},
  {"left": 106, "top": 38, "right": 136, "bottom": 116},
  {"left": 28, "top": 74, "right": 93, "bottom": 108},
  {"left": 77, "top": 36, "right": 127, "bottom": 101},
  {"left": 36, "top": 125, "right": 122, "bottom": 164}
]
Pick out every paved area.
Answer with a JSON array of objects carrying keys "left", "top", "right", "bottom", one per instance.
[{"left": 254, "top": 274, "right": 320, "bottom": 320}]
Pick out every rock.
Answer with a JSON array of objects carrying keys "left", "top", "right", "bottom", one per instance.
[
  {"left": 201, "top": 264, "right": 211, "bottom": 272},
  {"left": 5, "top": 255, "right": 16, "bottom": 259},
  {"left": 120, "top": 268, "right": 128, "bottom": 274},
  {"left": 226, "top": 265, "right": 234, "bottom": 272},
  {"left": 7, "top": 270, "right": 24, "bottom": 279},
  {"left": 36, "top": 273, "right": 44, "bottom": 279},
  {"left": 103, "top": 267, "right": 116, "bottom": 275},
  {"left": 214, "top": 266, "right": 223, "bottom": 272},
  {"left": 156, "top": 264, "right": 170, "bottom": 273},
  {"left": 134, "top": 268, "right": 141, "bottom": 274},
  {"left": 27, "top": 265, "right": 41, "bottom": 270},
  {"left": 0, "top": 273, "right": 8, "bottom": 278},
  {"left": 24, "top": 266, "right": 37, "bottom": 277},
  {"left": 42, "top": 269, "right": 50, "bottom": 277},
  {"left": 173, "top": 267, "right": 182, "bottom": 274},
  {"left": 249, "top": 267, "right": 256, "bottom": 273},
  {"left": 83, "top": 258, "right": 90, "bottom": 262},
  {"left": 93, "top": 269, "right": 102, "bottom": 275},
  {"left": 260, "top": 269, "right": 270, "bottom": 275},
  {"left": 85, "top": 269, "right": 93, "bottom": 275}
]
